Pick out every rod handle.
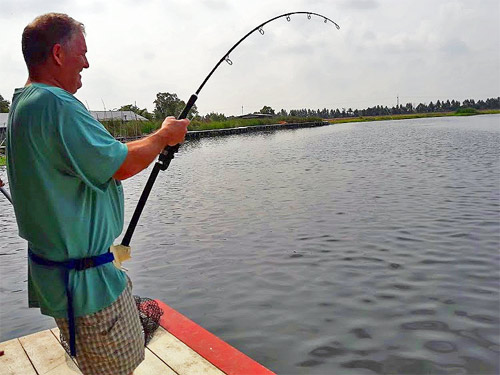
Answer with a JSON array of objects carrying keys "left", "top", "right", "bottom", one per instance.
[
  {"left": 178, "top": 94, "right": 198, "bottom": 120},
  {"left": 159, "top": 94, "right": 198, "bottom": 168}
]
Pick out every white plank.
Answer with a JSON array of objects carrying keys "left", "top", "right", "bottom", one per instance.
[
  {"left": 147, "top": 327, "right": 224, "bottom": 375},
  {"left": 48, "top": 328, "right": 80, "bottom": 371},
  {"left": 49, "top": 328, "right": 60, "bottom": 337},
  {"left": 0, "top": 337, "right": 38, "bottom": 375},
  {"left": 19, "top": 330, "right": 82, "bottom": 375},
  {"left": 134, "top": 348, "right": 178, "bottom": 375}
]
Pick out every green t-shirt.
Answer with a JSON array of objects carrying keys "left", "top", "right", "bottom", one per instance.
[{"left": 6, "top": 83, "right": 129, "bottom": 318}]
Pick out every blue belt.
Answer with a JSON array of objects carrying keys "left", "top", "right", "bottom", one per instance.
[{"left": 28, "top": 248, "right": 115, "bottom": 356}]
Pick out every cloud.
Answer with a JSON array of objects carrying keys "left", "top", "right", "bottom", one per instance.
[
  {"left": 201, "top": 0, "right": 231, "bottom": 10},
  {"left": 339, "top": 0, "right": 379, "bottom": 10},
  {"left": 439, "top": 39, "right": 469, "bottom": 56},
  {"left": 0, "top": 0, "right": 73, "bottom": 19}
]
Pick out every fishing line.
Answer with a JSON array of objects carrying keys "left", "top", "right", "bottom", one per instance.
[{"left": 121, "top": 11, "right": 340, "bottom": 247}]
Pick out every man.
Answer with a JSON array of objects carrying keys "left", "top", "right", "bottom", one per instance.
[{"left": 6, "top": 13, "right": 189, "bottom": 375}]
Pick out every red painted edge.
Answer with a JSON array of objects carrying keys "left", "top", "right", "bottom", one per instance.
[{"left": 154, "top": 299, "right": 276, "bottom": 375}]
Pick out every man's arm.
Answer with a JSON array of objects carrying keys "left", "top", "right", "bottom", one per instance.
[{"left": 113, "top": 117, "right": 189, "bottom": 181}]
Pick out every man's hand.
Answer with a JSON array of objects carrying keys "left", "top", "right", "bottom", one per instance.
[
  {"left": 0, "top": 178, "right": 4, "bottom": 188},
  {"left": 113, "top": 117, "right": 190, "bottom": 180},
  {"left": 158, "top": 116, "right": 190, "bottom": 146}
]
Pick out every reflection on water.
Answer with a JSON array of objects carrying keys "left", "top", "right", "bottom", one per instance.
[{"left": 1, "top": 115, "right": 499, "bottom": 374}]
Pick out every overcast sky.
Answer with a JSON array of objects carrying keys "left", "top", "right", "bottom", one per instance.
[{"left": 1, "top": 0, "right": 499, "bottom": 116}]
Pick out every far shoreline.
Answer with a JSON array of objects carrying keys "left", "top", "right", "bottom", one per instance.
[
  {"left": 0, "top": 110, "right": 499, "bottom": 168},
  {"left": 325, "top": 109, "right": 500, "bottom": 125}
]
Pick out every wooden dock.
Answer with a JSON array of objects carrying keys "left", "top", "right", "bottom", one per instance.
[
  {"left": 0, "top": 300, "right": 275, "bottom": 375},
  {"left": 1, "top": 326, "right": 215, "bottom": 375}
]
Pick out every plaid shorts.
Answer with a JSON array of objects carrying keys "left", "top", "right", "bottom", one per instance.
[{"left": 55, "top": 277, "right": 145, "bottom": 375}]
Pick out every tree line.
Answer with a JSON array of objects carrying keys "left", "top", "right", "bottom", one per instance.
[
  {"left": 269, "top": 97, "right": 500, "bottom": 119},
  {"left": 1, "top": 93, "right": 498, "bottom": 120},
  {"left": 140, "top": 94, "right": 500, "bottom": 121}
]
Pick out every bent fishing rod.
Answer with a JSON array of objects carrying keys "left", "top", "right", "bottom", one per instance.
[{"left": 120, "top": 11, "right": 340, "bottom": 247}]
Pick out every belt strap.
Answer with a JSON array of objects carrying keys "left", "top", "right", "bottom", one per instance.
[{"left": 28, "top": 249, "right": 115, "bottom": 356}]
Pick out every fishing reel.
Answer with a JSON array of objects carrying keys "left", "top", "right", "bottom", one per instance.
[{"left": 158, "top": 145, "right": 179, "bottom": 171}]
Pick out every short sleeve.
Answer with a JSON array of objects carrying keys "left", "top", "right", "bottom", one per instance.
[{"left": 57, "top": 101, "right": 128, "bottom": 192}]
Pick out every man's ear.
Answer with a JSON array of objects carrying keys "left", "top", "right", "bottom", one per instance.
[{"left": 52, "top": 44, "right": 64, "bottom": 66}]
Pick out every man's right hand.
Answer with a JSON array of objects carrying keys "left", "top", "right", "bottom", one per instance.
[
  {"left": 113, "top": 117, "right": 190, "bottom": 180},
  {"left": 159, "top": 116, "right": 190, "bottom": 146}
]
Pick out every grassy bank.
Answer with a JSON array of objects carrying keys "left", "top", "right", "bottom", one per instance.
[
  {"left": 99, "top": 116, "right": 324, "bottom": 138},
  {"left": 101, "top": 119, "right": 160, "bottom": 139},
  {"left": 0, "top": 155, "right": 5, "bottom": 167},
  {"left": 325, "top": 109, "right": 500, "bottom": 125},
  {"left": 188, "top": 116, "right": 323, "bottom": 131}
]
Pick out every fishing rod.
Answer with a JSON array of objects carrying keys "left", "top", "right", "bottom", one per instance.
[
  {"left": 118, "top": 11, "right": 340, "bottom": 251},
  {"left": 1, "top": 186, "right": 12, "bottom": 204}
]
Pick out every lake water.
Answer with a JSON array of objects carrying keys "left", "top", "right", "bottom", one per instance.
[{"left": 1, "top": 115, "right": 499, "bottom": 374}]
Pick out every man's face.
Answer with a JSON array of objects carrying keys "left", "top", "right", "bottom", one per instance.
[{"left": 58, "top": 31, "right": 89, "bottom": 94}]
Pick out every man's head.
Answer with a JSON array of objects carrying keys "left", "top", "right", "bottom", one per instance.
[{"left": 22, "top": 13, "right": 89, "bottom": 94}]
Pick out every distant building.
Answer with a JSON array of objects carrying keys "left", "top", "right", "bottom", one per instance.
[
  {"left": 0, "top": 113, "right": 8, "bottom": 125},
  {"left": 89, "top": 110, "right": 148, "bottom": 122},
  {"left": 0, "top": 113, "right": 8, "bottom": 143}
]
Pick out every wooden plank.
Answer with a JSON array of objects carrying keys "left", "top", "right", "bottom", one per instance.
[
  {"left": 19, "top": 330, "right": 82, "bottom": 375},
  {"left": 147, "top": 327, "right": 225, "bottom": 375},
  {"left": 49, "top": 328, "right": 61, "bottom": 339},
  {"left": 49, "top": 328, "right": 80, "bottom": 371},
  {"left": 134, "top": 348, "right": 178, "bottom": 375},
  {"left": 0, "top": 337, "right": 38, "bottom": 375}
]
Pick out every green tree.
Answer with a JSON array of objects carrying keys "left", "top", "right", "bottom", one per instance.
[
  {"left": 462, "top": 99, "right": 476, "bottom": 109},
  {"left": 204, "top": 112, "right": 227, "bottom": 122},
  {"left": 0, "top": 94, "right": 10, "bottom": 113},
  {"left": 416, "top": 103, "right": 427, "bottom": 113},
  {"left": 118, "top": 104, "right": 153, "bottom": 120},
  {"left": 278, "top": 108, "right": 288, "bottom": 117},
  {"left": 153, "top": 92, "right": 198, "bottom": 120},
  {"left": 259, "top": 105, "right": 275, "bottom": 115},
  {"left": 485, "top": 97, "right": 500, "bottom": 109}
]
